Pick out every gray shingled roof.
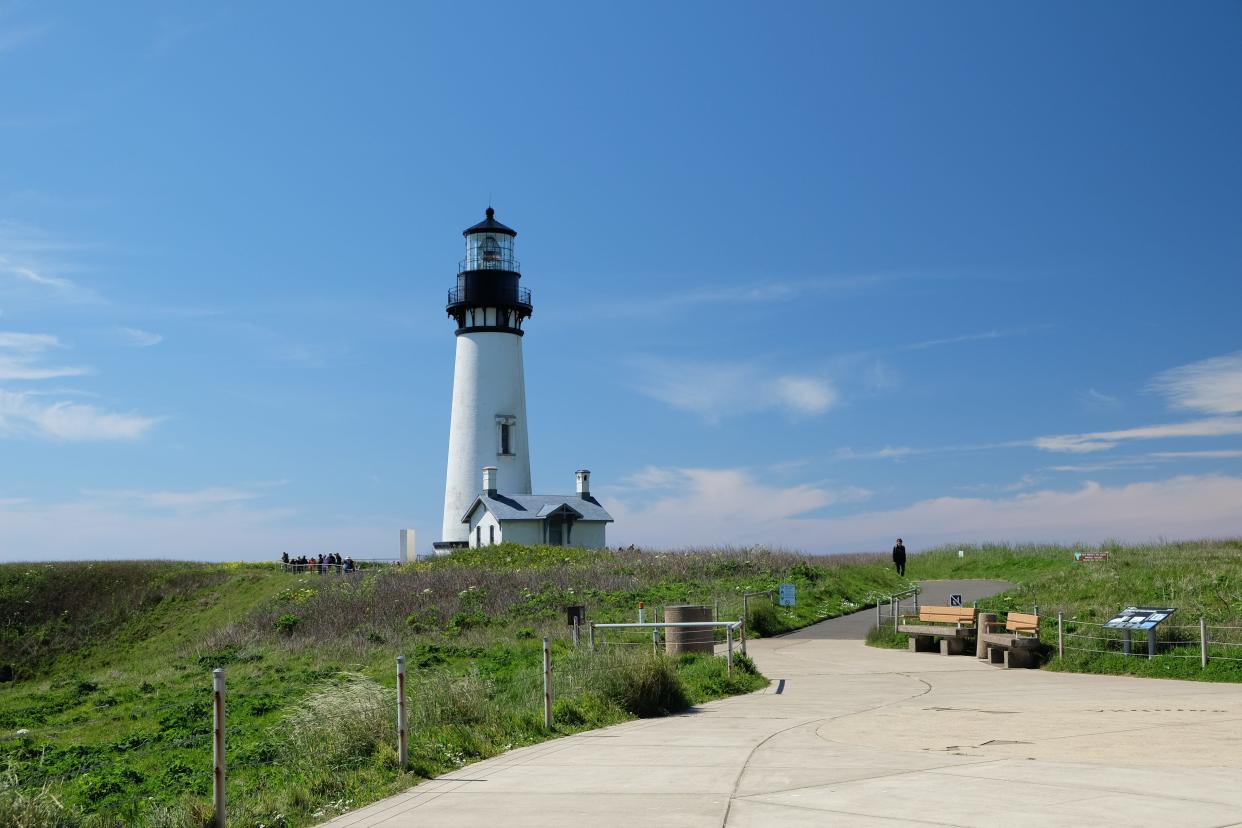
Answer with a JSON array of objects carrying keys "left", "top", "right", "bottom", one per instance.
[{"left": 462, "top": 492, "right": 614, "bottom": 524}]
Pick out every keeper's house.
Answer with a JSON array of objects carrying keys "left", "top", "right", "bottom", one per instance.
[{"left": 461, "top": 467, "right": 613, "bottom": 549}]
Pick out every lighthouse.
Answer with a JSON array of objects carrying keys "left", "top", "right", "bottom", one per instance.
[{"left": 435, "top": 208, "right": 534, "bottom": 552}]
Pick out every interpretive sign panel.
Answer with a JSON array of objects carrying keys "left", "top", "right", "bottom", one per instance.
[
  {"left": 1074, "top": 551, "right": 1110, "bottom": 562},
  {"left": 778, "top": 583, "right": 796, "bottom": 607},
  {"left": 1104, "top": 606, "right": 1176, "bottom": 631}
]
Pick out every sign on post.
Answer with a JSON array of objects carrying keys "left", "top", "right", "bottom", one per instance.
[
  {"left": 1074, "top": 551, "right": 1109, "bottom": 562},
  {"left": 1104, "top": 606, "right": 1176, "bottom": 631},
  {"left": 949, "top": 593, "right": 964, "bottom": 608},
  {"left": 778, "top": 583, "right": 796, "bottom": 607}
]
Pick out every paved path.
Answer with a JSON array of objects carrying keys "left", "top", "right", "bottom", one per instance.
[
  {"left": 785, "top": 579, "right": 1016, "bottom": 640},
  {"left": 322, "top": 581, "right": 1242, "bottom": 828}
]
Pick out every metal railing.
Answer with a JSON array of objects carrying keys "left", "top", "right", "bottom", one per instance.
[
  {"left": 876, "top": 586, "right": 920, "bottom": 631},
  {"left": 446, "top": 286, "right": 532, "bottom": 306},
  {"left": 587, "top": 620, "right": 744, "bottom": 675}
]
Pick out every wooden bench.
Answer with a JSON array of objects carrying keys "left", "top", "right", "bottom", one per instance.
[
  {"left": 897, "top": 606, "right": 977, "bottom": 656},
  {"left": 979, "top": 612, "right": 1042, "bottom": 668}
]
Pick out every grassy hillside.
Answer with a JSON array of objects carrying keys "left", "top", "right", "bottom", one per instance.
[
  {"left": 882, "top": 539, "right": 1242, "bottom": 680},
  {"left": 0, "top": 545, "right": 906, "bottom": 828}
]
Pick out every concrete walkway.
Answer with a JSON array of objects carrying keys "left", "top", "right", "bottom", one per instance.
[{"left": 322, "top": 582, "right": 1242, "bottom": 828}]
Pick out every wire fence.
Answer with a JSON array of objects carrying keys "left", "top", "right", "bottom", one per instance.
[{"left": 1057, "top": 617, "right": 1242, "bottom": 663}]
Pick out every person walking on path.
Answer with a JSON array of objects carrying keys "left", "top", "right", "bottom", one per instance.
[{"left": 892, "top": 538, "right": 907, "bottom": 577}]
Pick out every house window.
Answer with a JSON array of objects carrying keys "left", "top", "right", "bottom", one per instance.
[
  {"left": 489, "top": 525, "right": 495, "bottom": 545},
  {"left": 476, "top": 526, "right": 481, "bottom": 547}
]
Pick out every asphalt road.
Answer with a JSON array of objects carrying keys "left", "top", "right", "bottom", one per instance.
[{"left": 785, "top": 579, "right": 1017, "bottom": 640}]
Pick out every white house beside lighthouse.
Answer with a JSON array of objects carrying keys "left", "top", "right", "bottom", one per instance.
[{"left": 434, "top": 209, "right": 611, "bottom": 553}]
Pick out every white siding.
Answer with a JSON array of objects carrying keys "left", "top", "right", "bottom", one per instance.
[
  {"left": 498, "top": 520, "right": 544, "bottom": 546},
  {"left": 570, "top": 521, "right": 608, "bottom": 550},
  {"left": 466, "top": 509, "right": 503, "bottom": 548}
]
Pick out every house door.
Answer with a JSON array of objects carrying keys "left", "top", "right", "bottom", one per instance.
[{"left": 547, "top": 518, "right": 563, "bottom": 546}]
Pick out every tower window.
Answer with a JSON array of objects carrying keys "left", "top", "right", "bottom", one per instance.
[{"left": 496, "top": 416, "right": 516, "bottom": 456}]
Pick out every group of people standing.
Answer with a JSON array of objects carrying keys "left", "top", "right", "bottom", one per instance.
[{"left": 280, "top": 551, "right": 356, "bottom": 574}]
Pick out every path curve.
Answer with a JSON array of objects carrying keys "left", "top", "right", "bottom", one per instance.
[{"left": 322, "top": 579, "right": 1242, "bottom": 828}]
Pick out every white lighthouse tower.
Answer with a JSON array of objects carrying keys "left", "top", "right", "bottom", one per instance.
[{"left": 435, "top": 208, "right": 534, "bottom": 552}]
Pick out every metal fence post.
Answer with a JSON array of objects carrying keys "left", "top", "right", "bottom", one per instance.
[
  {"left": 589, "top": 623, "right": 596, "bottom": 652},
  {"left": 652, "top": 628, "right": 659, "bottom": 655},
  {"left": 396, "top": 656, "right": 408, "bottom": 769},
  {"left": 726, "top": 625, "right": 734, "bottom": 677},
  {"left": 1057, "top": 613, "right": 1064, "bottom": 659},
  {"left": 1200, "top": 617, "right": 1208, "bottom": 669},
  {"left": 542, "top": 637, "right": 553, "bottom": 729},
  {"left": 212, "top": 668, "right": 226, "bottom": 828},
  {"left": 875, "top": 600, "right": 881, "bottom": 629},
  {"left": 892, "top": 596, "right": 898, "bottom": 633},
  {"left": 743, "top": 594, "right": 750, "bottom": 656}
]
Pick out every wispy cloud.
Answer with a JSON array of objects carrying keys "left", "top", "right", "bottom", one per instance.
[
  {"left": 0, "top": 222, "right": 100, "bottom": 304},
  {"left": 1150, "top": 351, "right": 1242, "bottom": 416},
  {"left": 82, "top": 486, "right": 261, "bottom": 511},
  {"left": 0, "top": 389, "right": 159, "bottom": 441},
  {"left": 609, "top": 468, "right": 1242, "bottom": 553},
  {"left": 0, "top": 492, "right": 396, "bottom": 562},
  {"left": 1150, "top": 450, "right": 1242, "bottom": 460},
  {"left": 835, "top": 445, "right": 919, "bottom": 460},
  {"left": 627, "top": 356, "right": 837, "bottom": 421},
  {"left": 1035, "top": 416, "right": 1242, "bottom": 453},
  {"left": 590, "top": 272, "right": 933, "bottom": 318},
  {"left": 0, "top": 330, "right": 89, "bottom": 380},
  {"left": 1078, "top": 387, "right": 1119, "bottom": 410},
  {"left": 902, "top": 325, "right": 1051, "bottom": 352},
  {"left": 117, "top": 327, "right": 163, "bottom": 347}
]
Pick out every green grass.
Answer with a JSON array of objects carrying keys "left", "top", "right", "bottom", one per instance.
[
  {"left": 0, "top": 545, "right": 899, "bottom": 827},
  {"left": 869, "top": 539, "right": 1242, "bottom": 682}
]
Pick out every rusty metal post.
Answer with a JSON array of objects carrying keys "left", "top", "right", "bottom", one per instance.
[
  {"left": 212, "top": 668, "right": 226, "bottom": 828},
  {"left": 396, "top": 656, "right": 408, "bottom": 768},
  {"left": 542, "top": 637, "right": 553, "bottom": 729}
]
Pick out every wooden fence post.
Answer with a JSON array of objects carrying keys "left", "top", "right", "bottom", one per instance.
[
  {"left": 212, "top": 668, "right": 226, "bottom": 828},
  {"left": 1201, "top": 617, "right": 1208, "bottom": 669},
  {"left": 726, "top": 625, "right": 734, "bottom": 677},
  {"left": 572, "top": 617, "right": 580, "bottom": 649},
  {"left": 396, "top": 656, "right": 408, "bottom": 769},
  {"left": 1057, "top": 613, "right": 1064, "bottom": 659}
]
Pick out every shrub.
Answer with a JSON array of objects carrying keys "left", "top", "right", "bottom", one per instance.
[
  {"left": 566, "top": 649, "right": 688, "bottom": 717},
  {"left": 747, "top": 602, "right": 791, "bottom": 638},
  {"left": 273, "top": 614, "right": 300, "bottom": 635}
]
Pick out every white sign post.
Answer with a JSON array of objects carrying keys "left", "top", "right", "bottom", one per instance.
[{"left": 778, "top": 583, "right": 796, "bottom": 607}]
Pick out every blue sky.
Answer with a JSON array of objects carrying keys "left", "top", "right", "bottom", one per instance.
[{"left": 2, "top": 2, "right": 1240, "bottom": 560}]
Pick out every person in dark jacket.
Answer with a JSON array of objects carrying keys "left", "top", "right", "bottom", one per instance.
[{"left": 892, "top": 538, "right": 907, "bottom": 577}]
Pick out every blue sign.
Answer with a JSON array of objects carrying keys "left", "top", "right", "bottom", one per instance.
[{"left": 778, "top": 583, "right": 796, "bottom": 607}]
